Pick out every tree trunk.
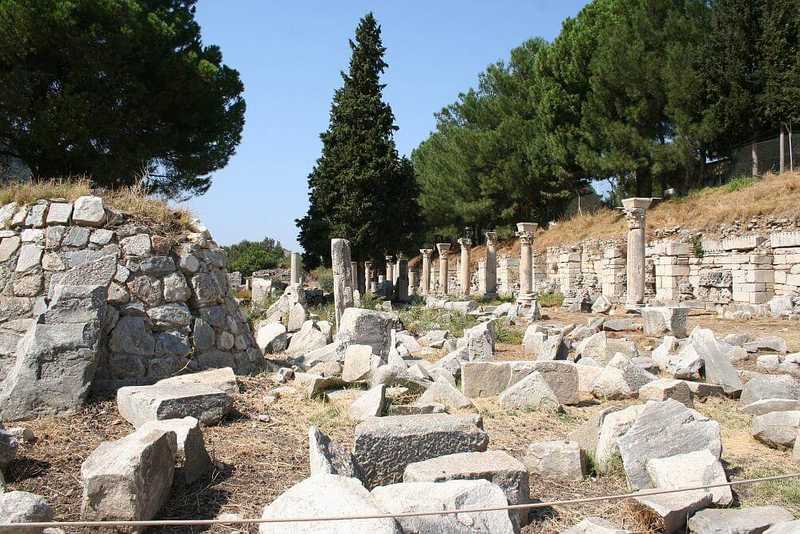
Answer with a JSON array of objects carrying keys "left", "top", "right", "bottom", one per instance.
[{"left": 636, "top": 167, "right": 653, "bottom": 198}]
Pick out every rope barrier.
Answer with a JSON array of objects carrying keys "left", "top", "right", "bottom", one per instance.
[{"left": 3, "top": 472, "right": 799, "bottom": 529}]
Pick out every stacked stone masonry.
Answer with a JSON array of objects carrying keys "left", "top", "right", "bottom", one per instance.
[{"left": 0, "top": 196, "right": 262, "bottom": 397}]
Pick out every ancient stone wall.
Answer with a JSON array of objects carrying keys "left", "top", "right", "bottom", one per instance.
[{"left": 0, "top": 196, "right": 262, "bottom": 394}]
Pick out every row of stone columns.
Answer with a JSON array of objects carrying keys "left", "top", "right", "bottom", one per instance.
[{"left": 327, "top": 197, "right": 650, "bottom": 310}]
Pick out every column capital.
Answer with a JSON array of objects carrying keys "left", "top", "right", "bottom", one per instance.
[
  {"left": 385, "top": 255, "right": 394, "bottom": 263},
  {"left": 457, "top": 237, "right": 472, "bottom": 248},
  {"left": 515, "top": 222, "right": 538, "bottom": 235},
  {"left": 420, "top": 248, "right": 434, "bottom": 257},
  {"left": 397, "top": 252, "right": 406, "bottom": 261},
  {"left": 364, "top": 260, "right": 373, "bottom": 267},
  {"left": 621, "top": 206, "right": 646, "bottom": 230},
  {"left": 485, "top": 231, "right": 497, "bottom": 246},
  {"left": 436, "top": 243, "right": 451, "bottom": 256}
]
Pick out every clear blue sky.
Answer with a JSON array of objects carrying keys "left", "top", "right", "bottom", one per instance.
[{"left": 189, "top": 1, "right": 589, "bottom": 249}]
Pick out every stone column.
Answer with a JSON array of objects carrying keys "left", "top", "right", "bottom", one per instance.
[
  {"left": 290, "top": 252, "right": 302, "bottom": 285},
  {"left": 484, "top": 231, "right": 498, "bottom": 298},
  {"left": 436, "top": 243, "right": 451, "bottom": 295},
  {"left": 621, "top": 198, "right": 651, "bottom": 308},
  {"left": 516, "top": 222, "right": 537, "bottom": 305},
  {"left": 351, "top": 261, "right": 359, "bottom": 292},
  {"left": 364, "top": 261, "right": 373, "bottom": 293},
  {"left": 331, "top": 238, "right": 354, "bottom": 329},
  {"left": 396, "top": 253, "right": 409, "bottom": 302},
  {"left": 393, "top": 253, "right": 400, "bottom": 286},
  {"left": 409, "top": 270, "right": 418, "bottom": 296},
  {"left": 420, "top": 249, "right": 434, "bottom": 295},
  {"left": 458, "top": 237, "right": 472, "bottom": 296},
  {"left": 384, "top": 255, "right": 394, "bottom": 298}
]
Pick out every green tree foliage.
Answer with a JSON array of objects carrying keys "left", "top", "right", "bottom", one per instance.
[
  {"left": 415, "top": 0, "right": 800, "bottom": 235},
  {"left": 296, "top": 13, "right": 420, "bottom": 269},
  {"left": 413, "top": 38, "right": 582, "bottom": 239},
  {"left": 759, "top": 0, "right": 800, "bottom": 127},
  {"left": 0, "top": 0, "right": 245, "bottom": 198},
  {"left": 223, "top": 237, "right": 287, "bottom": 278}
]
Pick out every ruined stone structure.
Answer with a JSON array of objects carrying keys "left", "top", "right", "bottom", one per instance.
[{"left": 0, "top": 196, "right": 263, "bottom": 412}]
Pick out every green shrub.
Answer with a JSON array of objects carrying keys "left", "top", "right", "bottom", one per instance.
[
  {"left": 495, "top": 323, "right": 523, "bottom": 344},
  {"left": 312, "top": 267, "right": 334, "bottom": 293},
  {"left": 397, "top": 306, "right": 477, "bottom": 337},
  {"left": 538, "top": 291, "right": 564, "bottom": 307},
  {"left": 725, "top": 175, "right": 758, "bottom": 192}
]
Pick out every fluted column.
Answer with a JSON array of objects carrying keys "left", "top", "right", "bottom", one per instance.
[
  {"left": 420, "top": 248, "right": 433, "bottom": 295},
  {"left": 484, "top": 231, "right": 498, "bottom": 297},
  {"left": 396, "top": 252, "right": 409, "bottom": 301},
  {"left": 331, "top": 238, "right": 354, "bottom": 329},
  {"left": 621, "top": 198, "right": 651, "bottom": 308},
  {"left": 458, "top": 237, "right": 472, "bottom": 296},
  {"left": 436, "top": 243, "right": 451, "bottom": 295}
]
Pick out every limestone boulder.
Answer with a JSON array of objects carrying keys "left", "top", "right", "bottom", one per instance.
[
  {"left": 638, "top": 379, "right": 694, "bottom": 407},
  {"left": 766, "top": 520, "right": 800, "bottom": 533},
  {"left": 137, "top": 416, "right": 211, "bottom": 484},
  {"left": 498, "top": 371, "right": 561, "bottom": 412},
  {"left": 342, "top": 344, "right": 376, "bottom": 383},
  {"left": 349, "top": 384, "right": 386, "bottom": 422},
  {"left": 414, "top": 376, "right": 473, "bottom": 411},
  {"left": 286, "top": 302, "right": 307, "bottom": 333},
  {"left": 740, "top": 374, "right": 800, "bottom": 406},
  {"left": 690, "top": 327, "right": 743, "bottom": 395},
  {"left": 463, "top": 320, "right": 496, "bottom": 361},
  {"left": 158, "top": 367, "right": 238, "bottom": 395},
  {"left": 287, "top": 320, "right": 328, "bottom": 354},
  {"left": 641, "top": 306, "right": 688, "bottom": 337},
  {"left": 522, "top": 328, "right": 566, "bottom": 361},
  {"left": 308, "top": 426, "right": 360, "bottom": 479},
  {"left": 255, "top": 323, "right": 288, "bottom": 354},
  {"left": 688, "top": 506, "right": 794, "bottom": 534},
  {"left": 617, "top": 399, "right": 722, "bottom": 490},
  {"left": 752, "top": 411, "right": 800, "bottom": 449},
  {"left": 258, "top": 475, "right": 400, "bottom": 534},
  {"left": 117, "top": 381, "right": 232, "bottom": 427},
  {"left": 81, "top": 426, "right": 177, "bottom": 522},
  {"left": 744, "top": 336, "right": 789, "bottom": 354},
  {"left": 742, "top": 398, "right": 800, "bottom": 416},
  {"left": 370, "top": 480, "right": 515, "bottom": 534},
  {"left": 353, "top": 414, "right": 489, "bottom": 488},
  {"left": 633, "top": 491, "right": 712, "bottom": 534},
  {"left": 591, "top": 294, "right": 612, "bottom": 314},
  {"left": 594, "top": 405, "right": 646, "bottom": 473},
  {"left": 523, "top": 440, "right": 585, "bottom": 481},
  {"left": 0, "top": 491, "right": 53, "bottom": 534},
  {"left": 531, "top": 361, "right": 579, "bottom": 405},
  {"left": 0, "top": 284, "right": 106, "bottom": 420},
  {"left": 564, "top": 517, "right": 629, "bottom": 534},
  {"left": 646, "top": 449, "right": 732, "bottom": 505},
  {"left": 0, "top": 425, "right": 18, "bottom": 469},
  {"left": 336, "top": 308, "right": 398, "bottom": 358},
  {"left": 403, "top": 450, "right": 529, "bottom": 527},
  {"left": 591, "top": 367, "right": 636, "bottom": 400}
]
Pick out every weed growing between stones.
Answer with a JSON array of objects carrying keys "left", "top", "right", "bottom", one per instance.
[
  {"left": 397, "top": 306, "right": 477, "bottom": 337},
  {"left": 539, "top": 291, "right": 565, "bottom": 307},
  {"left": 495, "top": 322, "right": 524, "bottom": 344}
]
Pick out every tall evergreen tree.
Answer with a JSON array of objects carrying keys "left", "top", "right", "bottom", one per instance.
[
  {"left": 297, "top": 13, "right": 419, "bottom": 268},
  {"left": 758, "top": 0, "right": 800, "bottom": 136}
]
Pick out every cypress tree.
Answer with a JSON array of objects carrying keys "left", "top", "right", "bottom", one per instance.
[{"left": 297, "top": 13, "right": 419, "bottom": 268}]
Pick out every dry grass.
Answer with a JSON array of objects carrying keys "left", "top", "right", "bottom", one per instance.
[
  {"left": 0, "top": 177, "right": 193, "bottom": 232},
  {"left": 536, "top": 172, "right": 800, "bottom": 250}
]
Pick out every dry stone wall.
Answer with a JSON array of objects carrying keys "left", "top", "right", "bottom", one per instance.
[{"left": 0, "top": 195, "right": 262, "bottom": 397}]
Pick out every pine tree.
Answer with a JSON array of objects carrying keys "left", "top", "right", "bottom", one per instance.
[{"left": 297, "top": 13, "right": 420, "bottom": 268}]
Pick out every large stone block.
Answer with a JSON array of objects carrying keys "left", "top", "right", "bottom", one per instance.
[
  {"left": 0, "top": 285, "right": 106, "bottom": 420},
  {"left": 646, "top": 449, "right": 731, "bottom": 505},
  {"left": 690, "top": 327, "right": 742, "bottom": 395},
  {"left": 353, "top": 414, "right": 489, "bottom": 488},
  {"left": 117, "top": 382, "right": 232, "bottom": 427},
  {"left": 138, "top": 416, "right": 211, "bottom": 484},
  {"left": 403, "top": 450, "right": 528, "bottom": 527},
  {"left": 740, "top": 374, "right": 800, "bottom": 406},
  {"left": 308, "top": 426, "right": 360, "bottom": 478},
  {"left": 641, "top": 306, "right": 688, "bottom": 337},
  {"left": 81, "top": 427, "right": 177, "bottom": 522},
  {"left": 752, "top": 411, "right": 800, "bottom": 449},
  {"left": 617, "top": 400, "right": 721, "bottom": 490},
  {"left": 523, "top": 440, "right": 585, "bottom": 481},
  {"left": 371, "top": 480, "right": 515, "bottom": 534},
  {"left": 688, "top": 506, "right": 794, "bottom": 534},
  {"left": 0, "top": 491, "right": 53, "bottom": 534},
  {"left": 336, "top": 308, "right": 398, "bottom": 358},
  {"left": 258, "top": 475, "right": 400, "bottom": 534},
  {"left": 498, "top": 371, "right": 561, "bottom": 412}
]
